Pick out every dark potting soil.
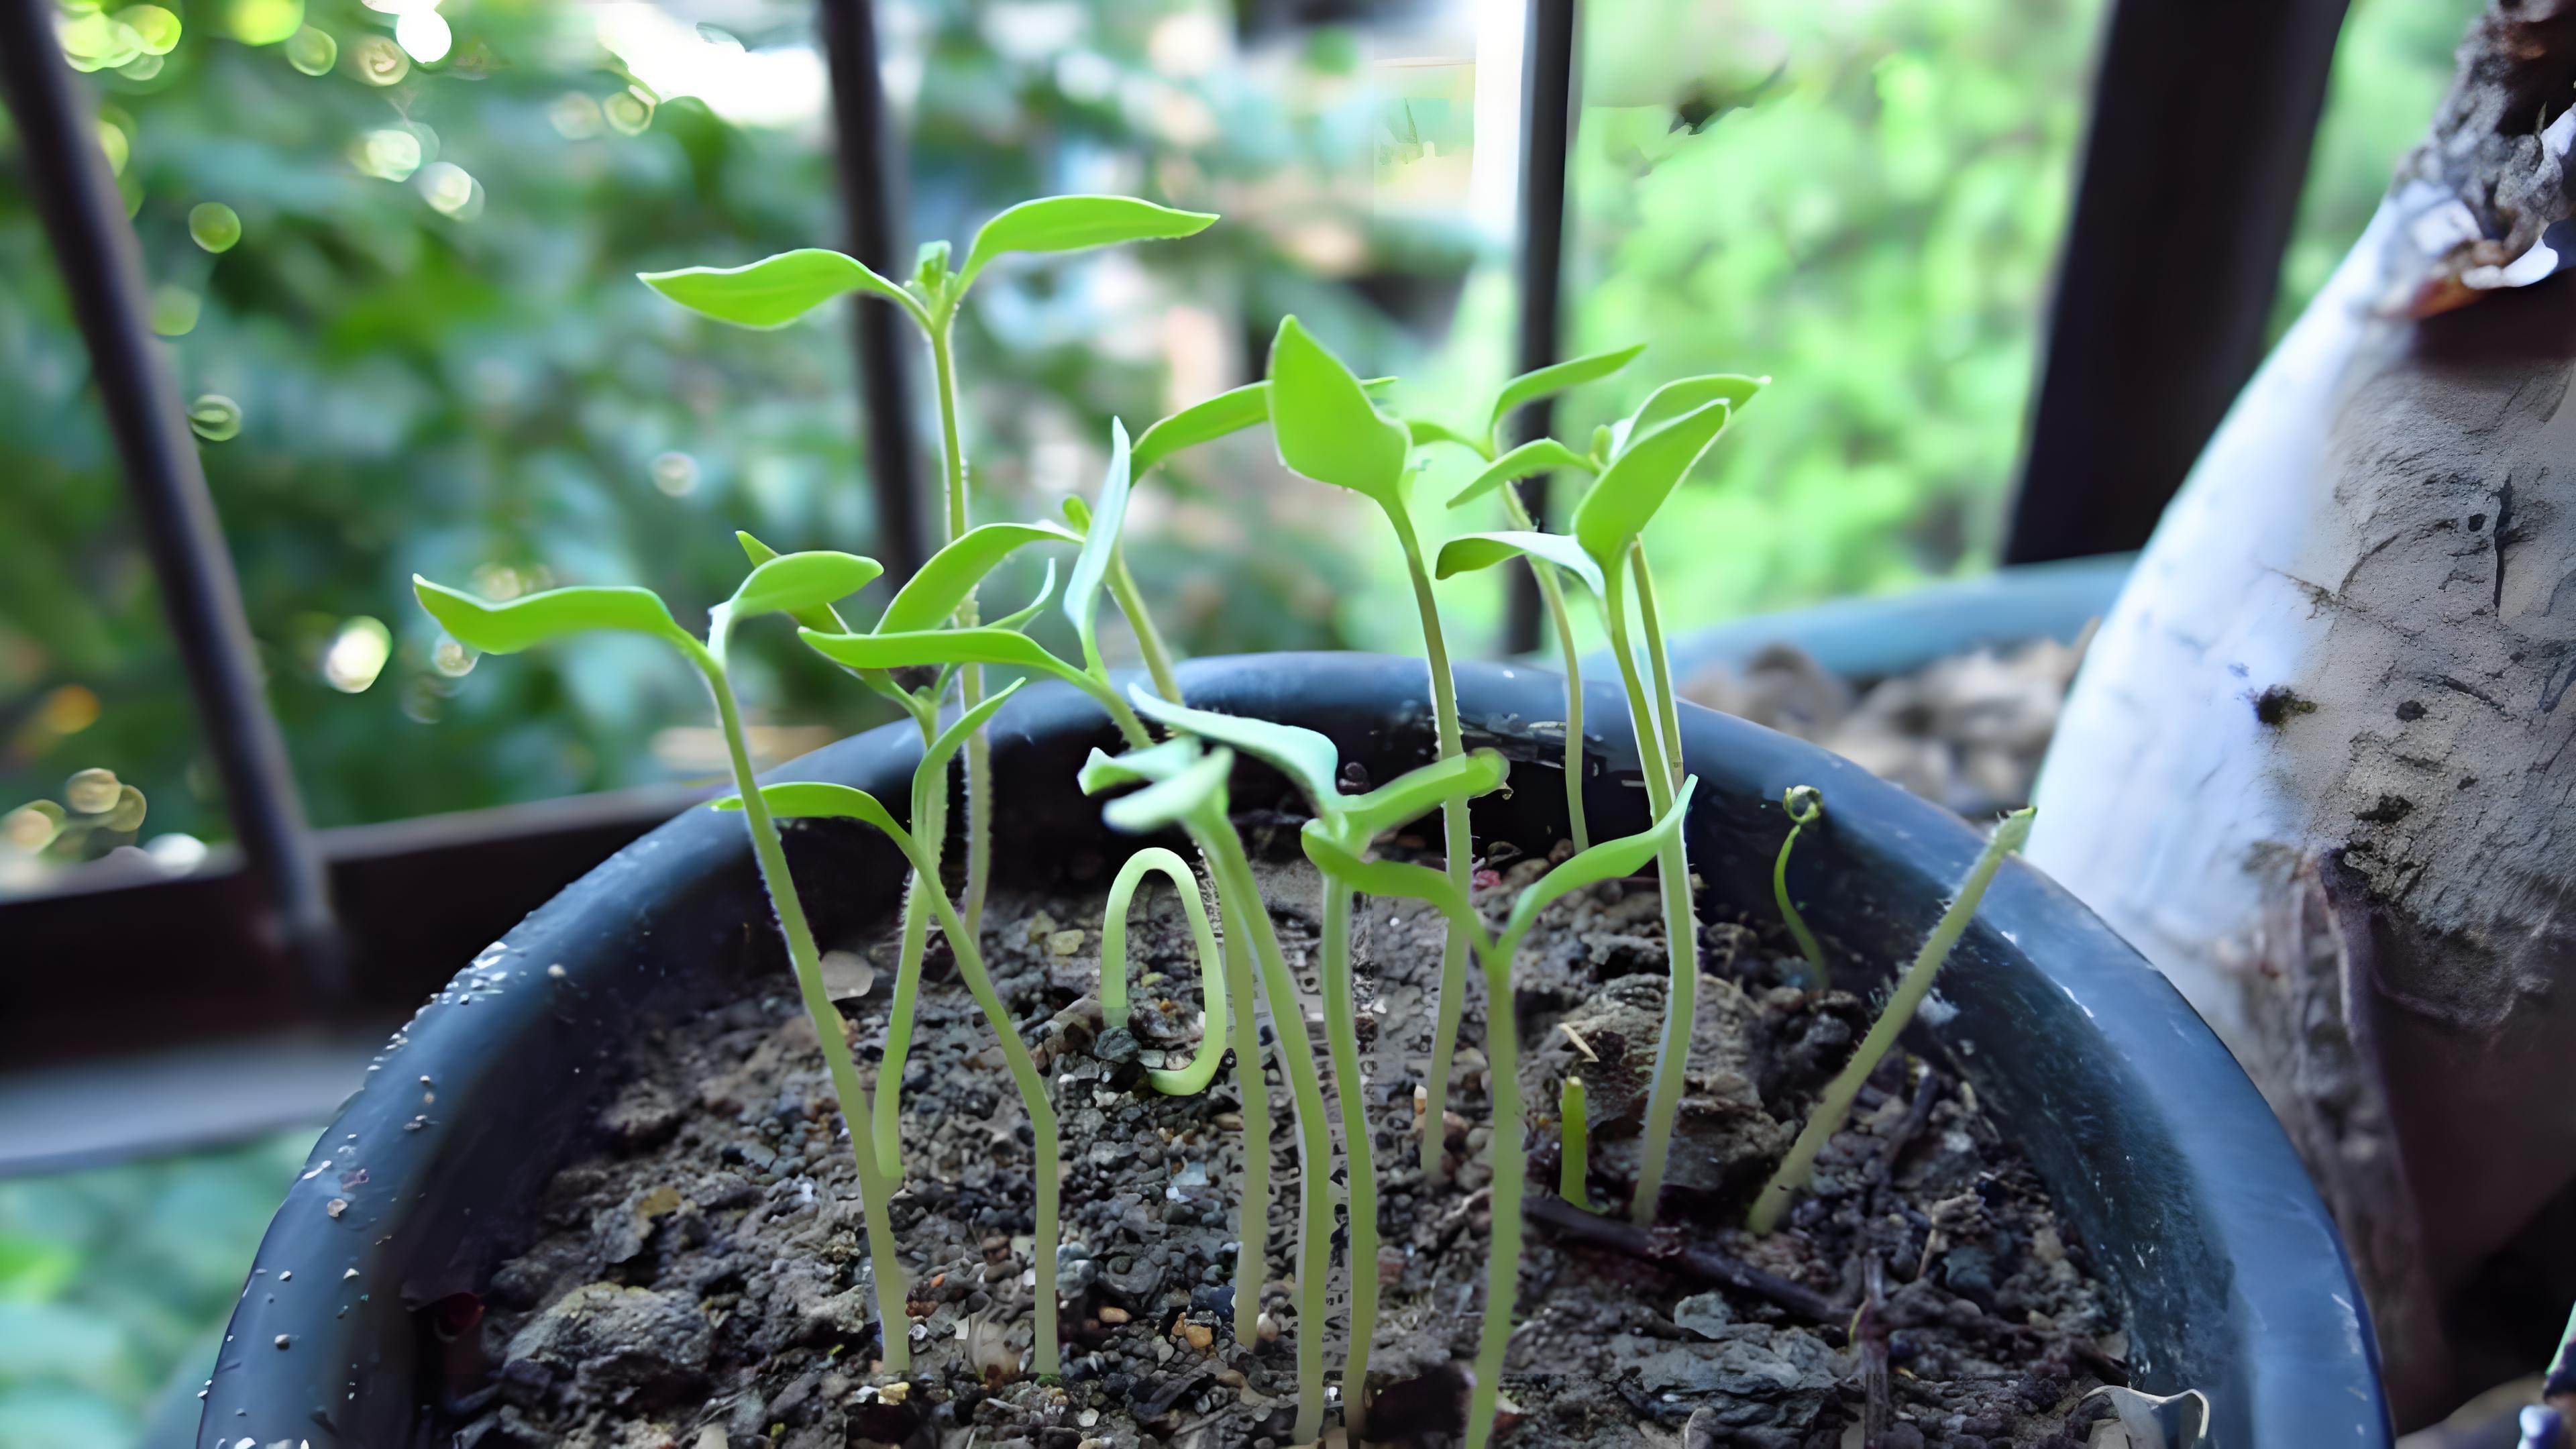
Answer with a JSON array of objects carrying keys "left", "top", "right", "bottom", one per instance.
[{"left": 449, "top": 832, "right": 2124, "bottom": 1449}]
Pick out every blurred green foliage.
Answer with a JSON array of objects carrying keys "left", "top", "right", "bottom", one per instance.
[{"left": 0, "top": 1130, "right": 309, "bottom": 1449}]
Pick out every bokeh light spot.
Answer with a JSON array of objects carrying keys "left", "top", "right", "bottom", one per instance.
[
  {"left": 148, "top": 284, "right": 200, "bottom": 337},
  {"left": 601, "top": 87, "right": 654, "bottom": 136},
  {"left": 188, "top": 201, "right": 242, "bottom": 253},
  {"left": 97, "top": 121, "right": 128, "bottom": 176},
  {"left": 323, "top": 616, "right": 393, "bottom": 693},
  {"left": 38, "top": 685, "right": 101, "bottom": 735},
  {"left": 189, "top": 394, "right": 243, "bottom": 441},
  {"left": 348, "top": 33, "right": 407, "bottom": 85},
  {"left": 284, "top": 25, "right": 335, "bottom": 74},
  {"left": 649, "top": 451, "right": 698, "bottom": 497},
  {"left": 417, "top": 161, "right": 479, "bottom": 218},
  {"left": 430, "top": 637, "right": 477, "bottom": 677},
  {"left": 222, "top": 0, "right": 302, "bottom": 46},
  {"left": 394, "top": 9, "right": 448, "bottom": 63},
  {"left": 117, "top": 5, "right": 180, "bottom": 54},
  {"left": 352, "top": 127, "right": 423, "bottom": 182}
]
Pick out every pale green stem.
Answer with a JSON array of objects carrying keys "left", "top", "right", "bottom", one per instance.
[
  {"left": 1499, "top": 486, "right": 1589, "bottom": 853},
  {"left": 1209, "top": 884, "right": 1269, "bottom": 1349},
  {"left": 1601, "top": 565, "right": 1697, "bottom": 1224},
  {"left": 928, "top": 319, "right": 994, "bottom": 945},
  {"left": 1319, "top": 881, "right": 1377, "bottom": 1435},
  {"left": 688, "top": 635, "right": 910, "bottom": 1373},
  {"left": 1772, "top": 790, "right": 1827, "bottom": 991},
  {"left": 1462, "top": 940, "right": 1527, "bottom": 1449},
  {"left": 1746, "top": 810, "right": 2033, "bottom": 1235},
  {"left": 1108, "top": 543, "right": 1184, "bottom": 706},
  {"left": 1558, "top": 1076, "right": 1590, "bottom": 1210},
  {"left": 1101, "top": 847, "right": 1229, "bottom": 1097},
  {"left": 1628, "top": 543, "right": 1684, "bottom": 794},
  {"left": 1199, "top": 810, "right": 1335, "bottom": 1444},
  {"left": 908, "top": 850, "right": 1062, "bottom": 1375},
  {"left": 1385, "top": 502, "right": 1474, "bottom": 1183},
  {"left": 874, "top": 701, "right": 946, "bottom": 1181}
]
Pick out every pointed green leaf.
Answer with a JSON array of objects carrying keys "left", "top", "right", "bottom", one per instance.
[
  {"left": 876, "top": 522, "right": 1079, "bottom": 636},
  {"left": 1079, "top": 738, "right": 1205, "bottom": 795},
  {"left": 1446, "top": 438, "right": 1597, "bottom": 510},
  {"left": 916, "top": 678, "right": 1028, "bottom": 823},
  {"left": 1487, "top": 343, "right": 1648, "bottom": 435},
  {"left": 959, "top": 195, "right": 1218, "bottom": 289},
  {"left": 1104, "top": 745, "right": 1234, "bottom": 834},
  {"left": 1434, "top": 531, "right": 1606, "bottom": 597},
  {"left": 1065, "top": 419, "right": 1132, "bottom": 670},
  {"left": 1266, "top": 315, "right": 1409, "bottom": 502},
  {"left": 1500, "top": 777, "right": 1697, "bottom": 957},
  {"left": 1128, "top": 685, "right": 1340, "bottom": 814},
  {"left": 1407, "top": 417, "right": 1484, "bottom": 455},
  {"left": 735, "top": 531, "right": 853, "bottom": 635},
  {"left": 714, "top": 783, "right": 923, "bottom": 869},
  {"left": 1570, "top": 400, "right": 1731, "bottom": 564},
  {"left": 640, "top": 249, "right": 919, "bottom": 329},
  {"left": 990, "top": 558, "right": 1061, "bottom": 633},
  {"left": 1298, "top": 824, "right": 1478, "bottom": 936},
  {"left": 413, "top": 576, "right": 688, "bottom": 654},
  {"left": 803, "top": 624, "right": 1092, "bottom": 692},
  {"left": 1611, "top": 374, "right": 1768, "bottom": 457},
  {"left": 731, "top": 550, "right": 883, "bottom": 621},
  {"left": 1132, "top": 377, "right": 1400, "bottom": 476},
  {"left": 1335, "top": 748, "right": 1509, "bottom": 845}
]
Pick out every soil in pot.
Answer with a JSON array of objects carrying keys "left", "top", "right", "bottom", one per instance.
[{"left": 447, "top": 830, "right": 2125, "bottom": 1449}]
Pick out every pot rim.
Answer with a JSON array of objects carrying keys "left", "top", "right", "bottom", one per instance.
[{"left": 201, "top": 650, "right": 2385, "bottom": 1448}]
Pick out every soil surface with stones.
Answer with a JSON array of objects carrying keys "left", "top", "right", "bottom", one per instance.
[{"left": 447, "top": 824, "right": 2126, "bottom": 1449}]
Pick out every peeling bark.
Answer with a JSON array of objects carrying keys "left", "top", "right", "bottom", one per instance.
[{"left": 2031, "top": 2, "right": 2576, "bottom": 1426}]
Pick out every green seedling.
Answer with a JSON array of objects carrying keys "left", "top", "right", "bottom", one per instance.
[
  {"left": 4, "top": 767, "right": 148, "bottom": 862},
  {"left": 1438, "top": 378, "right": 1750, "bottom": 1222},
  {"left": 645, "top": 194, "right": 1219, "bottom": 944},
  {"left": 1080, "top": 736, "right": 1324, "bottom": 1419},
  {"left": 1303, "top": 777, "right": 1695, "bottom": 1449},
  {"left": 411, "top": 555, "right": 920, "bottom": 1373},
  {"left": 1746, "top": 808, "right": 2035, "bottom": 1235},
  {"left": 738, "top": 526, "right": 1063, "bottom": 1186},
  {"left": 1262, "top": 315, "right": 1481, "bottom": 1184},
  {"left": 714, "top": 779, "right": 1064, "bottom": 1377},
  {"left": 1774, "top": 785, "right": 1828, "bottom": 987},
  {"left": 1558, "top": 1075, "right": 1592, "bottom": 1210},
  {"left": 1127, "top": 686, "right": 1509, "bottom": 1436},
  {"left": 1410, "top": 341, "right": 1649, "bottom": 853},
  {"left": 1099, "top": 846, "right": 1228, "bottom": 1095}
]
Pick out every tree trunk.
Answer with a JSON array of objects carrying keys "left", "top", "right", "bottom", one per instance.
[{"left": 2029, "top": 1, "right": 2576, "bottom": 1428}]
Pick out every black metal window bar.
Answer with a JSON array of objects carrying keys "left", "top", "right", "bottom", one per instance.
[{"left": 0, "top": 0, "right": 2350, "bottom": 1156}]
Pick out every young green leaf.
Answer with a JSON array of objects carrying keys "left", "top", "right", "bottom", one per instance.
[
  {"left": 1500, "top": 777, "right": 1695, "bottom": 957},
  {"left": 1570, "top": 400, "right": 1732, "bottom": 565},
  {"left": 1131, "top": 377, "right": 1401, "bottom": 476},
  {"left": 1611, "top": 374, "right": 1768, "bottom": 457},
  {"left": 1127, "top": 685, "right": 1340, "bottom": 814},
  {"left": 640, "top": 249, "right": 920, "bottom": 329},
  {"left": 734, "top": 531, "right": 857, "bottom": 635},
  {"left": 1334, "top": 748, "right": 1509, "bottom": 845},
  {"left": 958, "top": 195, "right": 1218, "bottom": 290},
  {"left": 1266, "top": 315, "right": 1409, "bottom": 502},
  {"left": 1078, "top": 738, "right": 1204, "bottom": 795},
  {"left": 413, "top": 576, "right": 688, "bottom": 654},
  {"left": 731, "top": 550, "right": 883, "bottom": 621},
  {"left": 1102, "top": 745, "right": 1234, "bottom": 834},
  {"left": 1434, "top": 531, "right": 1607, "bottom": 598},
  {"left": 922, "top": 678, "right": 1029, "bottom": 790},
  {"left": 1065, "top": 419, "right": 1132, "bottom": 669},
  {"left": 988, "top": 558, "right": 1061, "bottom": 633},
  {"left": 1407, "top": 417, "right": 1485, "bottom": 455},
  {"left": 1447, "top": 438, "right": 1598, "bottom": 510},
  {"left": 802, "top": 625, "right": 1102, "bottom": 702},
  {"left": 875, "top": 522, "right": 1079, "bottom": 636},
  {"left": 712, "top": 781, "right": 910, "bottom": 851},
  {"left": 1487, "top": 343, "right": 1648, "bottom": 436},
  {"left": 1299, "top": 825, "right": 1476, "bottom": 933}
]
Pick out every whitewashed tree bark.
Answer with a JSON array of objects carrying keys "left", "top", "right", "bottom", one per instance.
[{"left": 2029, "top": 2, "right": 2576, "bottom": 1426}]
